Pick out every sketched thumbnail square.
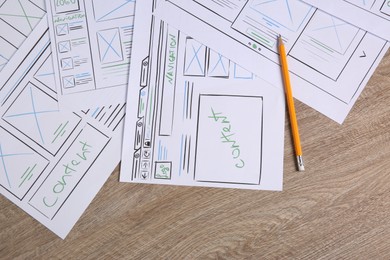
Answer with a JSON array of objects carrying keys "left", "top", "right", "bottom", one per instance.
[
  {"left": 62, "top": 75, "right": 75, "bottom": 88},
  {"left": 58, "top": 40, "right": 71, "bottom": 53},
  {"left": 61, "top": 57, "right": 74, "bottom": 70},
  {"left": 56, "top": 23, "right": 69, "bottom": 36},
  {"left": 97, "top": 28, "right": 124, "bottom": 64},
  {"left": 184, "top": 37, "right": 206, "bottom": 77}
]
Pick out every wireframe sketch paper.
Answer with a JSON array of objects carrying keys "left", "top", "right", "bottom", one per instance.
[
  {"left": 45, "top": 0, "right": 135, "bottom": 110},
  {"left": 0, "top": 19, "right": 124, "bottom": 239},
  {"left": 303, "top": 0, "right": 390, "bottom": 41},
  {"left": 120, "top": 0, "right": 285, "bottom": 191},
  {"left": 0, "top": 0, "right": 46, "bottom": 73},
  {"left": 157, "top": 0, "right": 389, "bottom": 124}
]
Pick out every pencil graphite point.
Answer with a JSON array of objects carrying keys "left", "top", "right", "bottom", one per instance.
[
  {"left": 278, "top": 34, "right": 282, "bottom": 44},
  {"left": 297, "top": 155, "right": 305, "bottom": 171}
]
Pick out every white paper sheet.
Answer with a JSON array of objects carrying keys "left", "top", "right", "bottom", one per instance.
[
  {"left": 44, "top": 0, "right": 135, "bottom": 110},
  {"left": 0, "top": 19, "right": 124, "bottom": 239},
  {"left": 120, "top": 0, "right": 285, "bottom": 191},
  {"left": 0, "top": 0, "right": 46, "bottom": 73},
  {"left": 303, "top": 0, "right": 390, "bottom": 41},
  {"left": 156, "top": 0, "right": 389, "bottom": 124}
]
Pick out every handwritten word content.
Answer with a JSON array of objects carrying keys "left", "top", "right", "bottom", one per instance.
[
  {"left": 208, "top": 107, "right": 245, "bottom": 168},
  {"left": 43, "top": 141, "right": 92, "bottom": 208},
  {"left": 29, "top": 124, "right": 109, "bottom": 218}
]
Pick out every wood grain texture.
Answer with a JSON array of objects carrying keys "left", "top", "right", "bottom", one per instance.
[{"left": 1, "top": 51, "right": 390, "bottom": 259}]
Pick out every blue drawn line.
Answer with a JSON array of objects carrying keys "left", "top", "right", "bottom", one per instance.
[
  {"left": 91, "top": 107, "right": 100, "bottom": 117},
  {"left": 331, "top": 17, "right": 343, "bottom": 52},
  {"left": 75, "top": 73, "right": 91, "bottom": 78},
  {"left": 36, "top": 72, "right": 55, "bottom": 77},
  {"left": 0, "top": 144, "right": 11, "bottom": 188},
  {"left": 210, "top": 53, "right": 227, "bottom": 74},
  {"left": 121, "top": 25, "right": 134, "bottom": 29},
  {"left": 285, "top": 0, "right": 293, "bottom": 23},
  {"left": 263, "top": 17, "right": 280, "bottom": 28},
  {"left": 69, "top": 21, "right": 83, "bottom": 26},
  {"left": 183, "top": 81, "right": 188, "bottom": 120},
  {"left": 179, "top": 135, "right": 184, "bottom": 176},
  {"left": 158, "top": 140, "right": 162, "bottom": 160},
  {"left": 6, "top": 109, "right": 58, "bottom": 118},
  {"left": 97, "top": 0, "right": 135, "bottom": 22},
  {"left": 29, "top": 87, "right": 45, "bottom": 144},
  {"left": 254, "top": 0, "right": 277, "bottom": 6},
  {"left": 185, "top": 44, "right": 204, "bottom": 73},
  {"left": 164, "top": 147, "right": 167, "bottom": 160},
  {"left": 312, "top": 23, "right": 347, "bottom": 31},
  {"left": 98, "top": 31, "right": 121, "bottom": 61}
]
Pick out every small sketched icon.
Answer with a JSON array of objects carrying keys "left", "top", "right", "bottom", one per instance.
[
  {"left": 61, "top": 58, "right": 74, "bottom": 70},
  {"left": 141, "top": 160, "right": 150, "bottom": 169},
  {"left": 143, "top": 150, "right": 151, "bottom": 159},
  {"left": 56, "top": 24, "right": 69, "bottom": 36},
  {"left": 63, "top": 76, "right": 75, "bottom": 88},
  {"left": 141, "top": 171, "right": 149, "bottom": 179},
  {"left": 58, "top": 41, "right": 71, "bottom": 53}
]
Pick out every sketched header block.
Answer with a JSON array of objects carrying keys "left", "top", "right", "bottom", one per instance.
[{"left": 92, "top": 0, "right": 135, "bottom": 22}]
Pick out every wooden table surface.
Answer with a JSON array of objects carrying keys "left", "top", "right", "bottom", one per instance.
[{"left": 1, "top": 50, "right": 390, "bottom": 259}]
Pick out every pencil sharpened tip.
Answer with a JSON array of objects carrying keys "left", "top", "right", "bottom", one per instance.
[
  {"left": 277, "top": 34, "right": 283, "bottom": 45},
  {"left": 297, "top": 155, "right": 305, "bottom": 171}
]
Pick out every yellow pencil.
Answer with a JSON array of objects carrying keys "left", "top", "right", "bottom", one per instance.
[{"left": 277, "top": 35, "right": 305, "bottom": 171}]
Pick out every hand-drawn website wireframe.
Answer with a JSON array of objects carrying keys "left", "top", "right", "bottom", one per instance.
[
  {"left": 45, "top": 0, "right": 135, "bottom": 110},
  {"left": 120, "top": 0, "right": 285, "bottom": 191},
  {"left": 157, "top": 0, "right": 389, "bottom": 124},
  {"left": 0, "top": 20, "right": 124, "bottom": 239},
  {"left": 0, "top": 0, "right": 46, "bottom": 73},
  {"left": 303, "top": 0, "right": 390, "bottom": 41}
]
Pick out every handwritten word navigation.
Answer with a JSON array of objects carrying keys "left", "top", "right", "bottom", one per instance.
[{"left": 165, "top": 33, "right": 178, "bottom": 84}]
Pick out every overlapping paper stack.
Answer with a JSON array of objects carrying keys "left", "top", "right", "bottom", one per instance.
[{"left": 0, "top": 0, "right": 388, "bottom": 238}]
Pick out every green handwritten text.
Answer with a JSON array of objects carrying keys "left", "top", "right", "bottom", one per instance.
[
  {"left": 43, "top": 141, "right": 92, "bottom": 207},
  {"left": 165, "top": 34, "right": 177, "bottom": 84},
  {"left": 209, "top": 108, "right": 245, "bottom": 169}
]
